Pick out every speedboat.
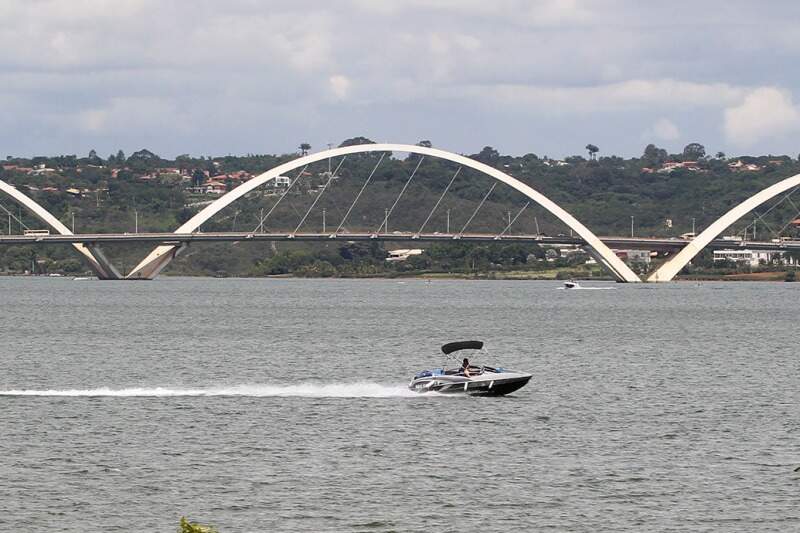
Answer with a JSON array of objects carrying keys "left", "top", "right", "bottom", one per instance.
[
  {"left": 409, "top": 341, "right": 532, "bottom": 396},
  {"left": 563, "top": 279, "right": 579, "bottom": 289}
]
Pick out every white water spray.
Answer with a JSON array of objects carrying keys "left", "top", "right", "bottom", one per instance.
[{"left": 0, "top": 383, "right": 421, "bottom": 398}]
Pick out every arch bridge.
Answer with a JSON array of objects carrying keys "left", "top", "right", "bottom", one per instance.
[{"left": 2, "top": 143, "right": 800, "bottom": 282}]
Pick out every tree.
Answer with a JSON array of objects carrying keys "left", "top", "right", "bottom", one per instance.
[
  {"left": 473, "top": 146, "right": 500, "bottom": 165},
  {"left": 642, "top": 144, "right": 668, "bottom": 166},
  {"left": 176, "top": 154, "right": 192, "bottom": 172},
  {"left": 192, "top": 169, "right": 206, "bottom": 187},
  {"left": 682, "top": 142, "right": 706, "bottom": 160},
  {"left": 116, "top": 150, "right": 126, "bottom": 163},
  {"left": 585, "top": 144, "right": 599, "bottom": 160},
  {"left": 715, "top": 151, "right": 726, "bottom": 159},
  {"left": 299, "top": 143, "right": 311, "bottom": 156},
  {"left": 338, "top": 136, "right": 375, "bottom": 147},
  {"left": 87, "top": 149, "right": 102, "bottom": 165},
  {"left": 129, "top": 149, "right": 159, "bottom": 162},
  {"left": 417, "top": 140, "right": 433, "bottom": 148}
]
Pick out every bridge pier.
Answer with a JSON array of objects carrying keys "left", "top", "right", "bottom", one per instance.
[
  {"left": 125, "top": 243, "right": 187, "bottom": 280},
  {"left": 584, "top": 246, "right": 637, "bottom": 283},
  {"left": 83, "top": 244, "right": 123, "bottom": 280}
]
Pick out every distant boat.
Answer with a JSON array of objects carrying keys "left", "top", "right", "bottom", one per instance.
[
  {"left": 559, "top": 280, "right": 615, "bottom": 290},
  {"left": 72, "top": 277, "right": 91, "bottom": 281}
]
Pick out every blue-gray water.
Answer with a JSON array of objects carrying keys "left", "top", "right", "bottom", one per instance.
[{"left": 1, "top": 277, "right": 798, "bottom": 532}]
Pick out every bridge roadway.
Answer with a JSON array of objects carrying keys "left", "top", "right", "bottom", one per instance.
[{"left": 0, "top": 231, "right": 797, "bottom": 252}]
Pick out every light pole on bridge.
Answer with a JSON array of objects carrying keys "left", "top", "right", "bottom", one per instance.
[
  {"left": 322, "top": 208, "right": 326, "bottom": 233},
  {"left": 630, "top": 215, "right": 634, "bottom": 238}
]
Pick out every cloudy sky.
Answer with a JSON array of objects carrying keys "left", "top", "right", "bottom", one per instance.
[{"left": 2, "top": 0, "right": 800, "bottom": 159}]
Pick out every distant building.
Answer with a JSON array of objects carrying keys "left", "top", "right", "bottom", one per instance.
[
  {"left": 713, "top": 249, "right": 778, "bottom": 266},
  {"left": 658, "top": 161, "right": 701, "bottom": 174},
  {"left": 201, "top": 181, "right": 227, "bottom": 194},
  {"left": 728, "top": 160, "right": 762, "bottom": 172},
  {"left": 386, "top": 249, "right": 424, "bottom": 262},
  {"left": 615, "top": 249, "right": 651, "bottom": 264},
  {"left": 273, "top": 176, "right": 291, "bottom": 187},
  {"left": 30, "top": 163, "right": 57, "bottom": 175},
  {"left": 559, "top": 247, "right": 587, "bottom": 259}
]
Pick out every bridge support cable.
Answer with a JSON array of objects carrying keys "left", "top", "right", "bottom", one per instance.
[
  {"left": 0, "top": 203, "right": 32, "bottom": 232},
  {"left": 416, "top": 166, "right": 461, "bottom": 236},
  {"left": 776, "top": 194, "right": 800, "bottom": 236},
  {"left": 293, "top": 156, "right": 347, "bottom": 234},
  {"left": 335, "top": 153, "right": 386, "bottom": 234},
  {"left": 739, "top": 185, "right": 800, "bottom": 239},
  {"left": 496, "top": 202, "right": 530, "bottom": 238},
  {"left": 376, "top": 156, "right": 425, "bottom": 233},
  {"left": 251, "top": 165, "right": 309, "bottom": 233},
  {"left": 752, "top": 209, "right": 778, "bottom": 238},
  {"left": 459, "top": 183, "right": 497, "bottom": 236}
]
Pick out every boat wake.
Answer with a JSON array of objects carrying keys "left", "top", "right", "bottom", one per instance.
[
  {"left": 556, "top": 286, "right": 615, "bottom": 290},
  {"left": 0, "top": 383, "right": 420, "bottom": 398}
]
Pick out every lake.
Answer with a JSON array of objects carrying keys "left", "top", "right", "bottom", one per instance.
[{"left": 1, "top": 277, "right": 798, "bottom": 532}]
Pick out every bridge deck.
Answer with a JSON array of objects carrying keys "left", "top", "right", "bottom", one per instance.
[{"left": 0, "top": 231, "right": 794, "bottom": 251}]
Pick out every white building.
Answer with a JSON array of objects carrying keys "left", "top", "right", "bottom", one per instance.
[
  {"left": 386, "top": 249, "right": 424, "bottom": 262},
  {"left": 615, "top": 249, "right": 651, "bottom": 264},
  {"left": 273, "top": 176, "right": 291, "bottom": 187},
  {"left": 713, "top": 249, "right": 776, "bottom": 266}
]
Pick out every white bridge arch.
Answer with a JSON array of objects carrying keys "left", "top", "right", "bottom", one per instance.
[
  {"left": 649, "top": 172, "right": 800, "bottom": 282},
  {"left": 0, "top": 179, "right": 121, "bottom": 279},
  {"left": 128, "top": 143, "right": 642, "bottom": 282}
]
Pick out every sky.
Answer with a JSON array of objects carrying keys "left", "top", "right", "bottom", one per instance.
[{"left": 2, "top": 0, "right": 800, "bottom": 159}]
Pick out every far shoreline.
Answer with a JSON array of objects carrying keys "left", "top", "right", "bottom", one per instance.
[{"left": 2, "top": 271, "right": 797, "bottom": 282}]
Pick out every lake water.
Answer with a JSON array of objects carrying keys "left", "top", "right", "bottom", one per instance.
[{"left": 1, "top": 277, "right": 798, "bottom": 532}]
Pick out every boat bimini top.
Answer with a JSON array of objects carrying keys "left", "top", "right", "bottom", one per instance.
[{"left": 440, "top": 340, "right": 484, "bottom": 355}]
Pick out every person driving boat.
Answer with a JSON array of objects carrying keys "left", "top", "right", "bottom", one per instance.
[{"left": 462, "top": 357, "right": 471, "bottom": 377}]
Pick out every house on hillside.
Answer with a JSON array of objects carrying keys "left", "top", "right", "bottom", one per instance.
[
  {"left": 657, "top": 161, "right": 701, "bottom": 174},
  {"left": 29, "top": 163, "right": 57, "bottom": 175},
  {"left": 728, "top": 160, "right": 762, "bottom": 172}
]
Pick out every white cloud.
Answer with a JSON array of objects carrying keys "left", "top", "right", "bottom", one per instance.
[
  {"left": 648, "top": 118, "right": 680, "bottom": 141},
  {"left": 723, "top": 87, "right": 800, "bottom": 147},
  {"left": 465, "top": 79, "right": 746, "bottom": 115},
  {"left": 329, "top": 75, "right": 352, "bottom": 100},
  {"left": 2, "top": 1, "right": 800, "bottom": 157},
  {"left": 349, "top": 0, "right": 592, "bottom": 26},
  {"left": 75, "top": 97, "right": 182, "bottom": 134}
]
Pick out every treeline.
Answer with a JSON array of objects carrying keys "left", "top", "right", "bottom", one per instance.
[{"left": 248, "top": 241, "right": 557, "bottom": 278}]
